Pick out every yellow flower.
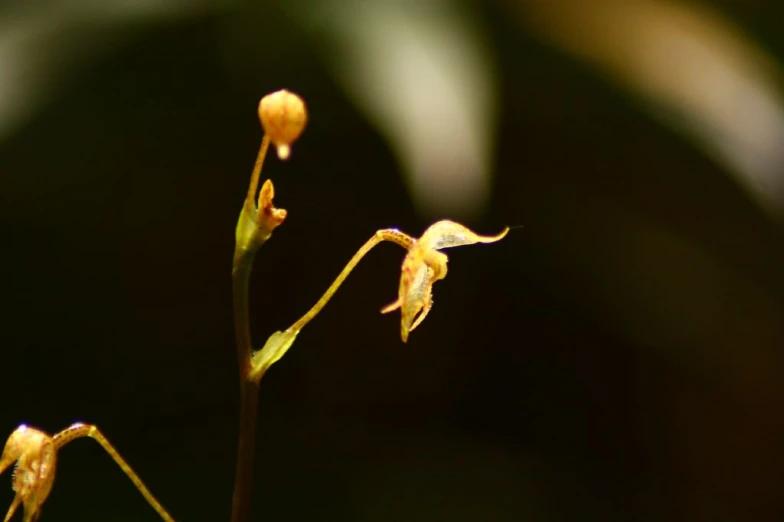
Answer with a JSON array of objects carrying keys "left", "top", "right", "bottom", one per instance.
[
  {"left": 0, "top": 425, "right": 56, "bottom": 522},
  {"left": 381, "top": 220, "right": 508, "bottom": 342}
]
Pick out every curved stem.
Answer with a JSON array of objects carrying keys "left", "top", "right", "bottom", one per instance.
[
  {"left": 53, "top": 423, "right": 174, "bottom": 522},
  {"left": 289, "top": 229, "right": 413, "bottom": 333}
]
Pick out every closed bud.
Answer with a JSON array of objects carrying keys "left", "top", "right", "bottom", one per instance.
[{"left": 258, "top": 89, "right": 307, "bottom": 160}]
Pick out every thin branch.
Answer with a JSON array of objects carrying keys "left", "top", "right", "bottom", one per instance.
[
  {"left": 289, "top": 229, "right": 413, "bottom": 333},
  {"left": 53, "top": 423, "right": 174, "bottom": 522}
]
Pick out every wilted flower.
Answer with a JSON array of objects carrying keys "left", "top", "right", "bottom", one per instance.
[{"left": 381, "top": 220, "right": 508, "bottom": 342}]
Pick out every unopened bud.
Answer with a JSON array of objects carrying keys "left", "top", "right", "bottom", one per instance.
[{"left": 258, "top": 89, "right": 307, "bottom": 160}]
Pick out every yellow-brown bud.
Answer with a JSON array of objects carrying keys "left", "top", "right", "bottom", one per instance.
[{"left": 258, "top": 89, "right": 307, "bottom": 160}]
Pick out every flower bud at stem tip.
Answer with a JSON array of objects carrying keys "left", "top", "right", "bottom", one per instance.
[{"left": 258, "top": 89, "right": 307, "bottom": 160}]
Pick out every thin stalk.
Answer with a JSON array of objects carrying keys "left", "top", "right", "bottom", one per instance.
[
  {"left": 246, "top": 136, "right": 270, "bottom": 214},
  {"left": 53, "top": 424, "right": 175, "bottom": 522},
  {"left": 232, "top": 245, "right": 254, "bottom": 377},
  {"left": 229, "top": 371, "right": 260, "bottom": 522},
  {"left": 289, "top": 229, "right": 413, "bottom": 333},
  {"left": 230, "top": 137, "right": 272, "bottom": 522}
]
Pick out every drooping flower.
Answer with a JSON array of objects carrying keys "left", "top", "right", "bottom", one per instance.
[
  {"left": 381, "top": 220, "right": 508, "bottom": 342},
  {"left": 0, "top": 425, "right": 57, "bottom": 522}
]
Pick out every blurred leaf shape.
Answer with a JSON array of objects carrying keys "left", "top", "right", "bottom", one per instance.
[
  {"left": 516, "top": 0, "right": 784, "bottom": 222},
  {"left": 0, "top": 0, "right": 227, "bottom": 143},
  {"left": 293, "top": 0, "right": 498, "bottom": 218}
]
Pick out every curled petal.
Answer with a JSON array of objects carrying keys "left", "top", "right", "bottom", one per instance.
[
  {"left": 419, "top": 220, "right": 509, "bottom": 250},
  {"left": 399, "top": 262, "right": 433, "bottom": 342},
  {"left": 381, "top": 257, "right": 435, "bottom": 342}
]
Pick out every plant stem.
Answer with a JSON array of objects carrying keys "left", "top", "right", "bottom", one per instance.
[
  {"left": 289, "top": 229, "right": 413, "bottom": 333},
  {"left": 229, "top": 141, "right": 411, "bottom": 522},
  {"left": 53, "top": 423, "right": 175, "bottom": 522},
  {"left": 230, "top": 137, "right": 273, "bottom": 522},
  {"left": 231, "top": 250, "right": 258, "bottom": 522},
  {"left": 230, "top": 374, "right": 260, "bottom": 522},
  {"left": 233, "top": 239, "right": 254, "bottom": 378}
]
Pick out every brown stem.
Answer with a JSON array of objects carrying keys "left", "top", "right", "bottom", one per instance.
[
  {"left": 230, "top": 375, "right": 260, "bottom": 522},
  {"left": 230, "top": 136, "right": 277, "bottom": 522},
  {"left": 231, "top": 249, "right": 260, "bottom": 522}
]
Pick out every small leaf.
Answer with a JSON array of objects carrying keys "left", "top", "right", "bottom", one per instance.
[{"left": 250, "top": 329, "right": 300, "bottom": 381}]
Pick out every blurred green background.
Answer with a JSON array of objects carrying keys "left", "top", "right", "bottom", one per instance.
[{"left": 2, "top": 1, "right": 784, "bottom": 521}]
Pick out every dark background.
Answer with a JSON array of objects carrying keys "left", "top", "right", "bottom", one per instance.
[{"left": 2, "top": 1, "right": 783, "bottom": 521}]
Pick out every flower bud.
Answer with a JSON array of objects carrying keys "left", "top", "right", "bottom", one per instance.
[{"left": 258, "top": 89, "right": 307, "bottom": 160}]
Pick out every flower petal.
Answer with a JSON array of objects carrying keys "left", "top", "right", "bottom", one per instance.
[{"left": 419, "top": 220, "right": 509, "bottom": 250}]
